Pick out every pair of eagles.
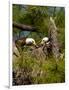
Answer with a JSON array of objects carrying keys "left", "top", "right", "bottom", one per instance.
[
  {"left": 15, "top": 37, "right": 50, "bottom": 48},
  {"left": 13, "top": 37, "right": 50, "bottom": 57}
]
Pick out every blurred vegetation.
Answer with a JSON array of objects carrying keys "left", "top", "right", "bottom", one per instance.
[
  {"left": 13, "top": 50, "right": 65, "bottom": 85},
  {"left": 13, "top": 5, "right": 65, "bottom": 45},
  {"left": 13, "top": 4, "right": 65, "bottom": 85}
]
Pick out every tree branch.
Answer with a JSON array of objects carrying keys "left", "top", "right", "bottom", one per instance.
[{"left": 13, "top": 22, "right": 37, "bottom": 32}]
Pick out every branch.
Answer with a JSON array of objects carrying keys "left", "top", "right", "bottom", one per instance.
[{"left": 13, "top": 22, "right": 37, "bottom": 32}]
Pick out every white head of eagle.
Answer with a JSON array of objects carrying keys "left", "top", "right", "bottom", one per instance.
[
  {"left": 41, "top": 37, "right": 49, "bottom": 45},
  {"left": 26, "top": 38, "right": 36, "bottom": 46}
]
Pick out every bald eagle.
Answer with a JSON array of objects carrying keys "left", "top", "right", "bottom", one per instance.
[
  {"left": 15, "top": 37, "right": 37, "bottom": 53},
  {"left": 40, "top": 37, "right": 51, "bottom": 56}
]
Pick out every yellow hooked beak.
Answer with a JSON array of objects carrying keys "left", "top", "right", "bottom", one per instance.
[
  {"left": 32, "top": 41, "right": 38, "bottom": 48},
  {"left": 33, "top": 41, "right": 36, "bottom": 46},
  {"left": 41, "top": 41, "right": 44, "bottom": 45}
]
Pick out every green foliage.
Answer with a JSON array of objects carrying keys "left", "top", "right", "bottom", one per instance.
[
  {"left": 58, "top": 28, "right": 65, "bottom": 50},
  {"left": 55, "top": 8, "right": 65, "bottom": 28},
  {"left": 13, "top": 5, "right": 65, "bottom": 44},
  {"left": 13, "top": 4, "right": 21, "bottom": 22},
  {"left": 13, "top": 51, "right": 65, "bottom": 84}
]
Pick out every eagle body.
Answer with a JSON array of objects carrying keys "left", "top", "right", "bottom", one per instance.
[{"left": 14, "top": 37, "right": 36, "bottom": 53}]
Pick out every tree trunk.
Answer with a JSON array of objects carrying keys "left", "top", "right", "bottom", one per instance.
[{"left": 48, "top": 17, "right": 60, "bottom": 60}]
